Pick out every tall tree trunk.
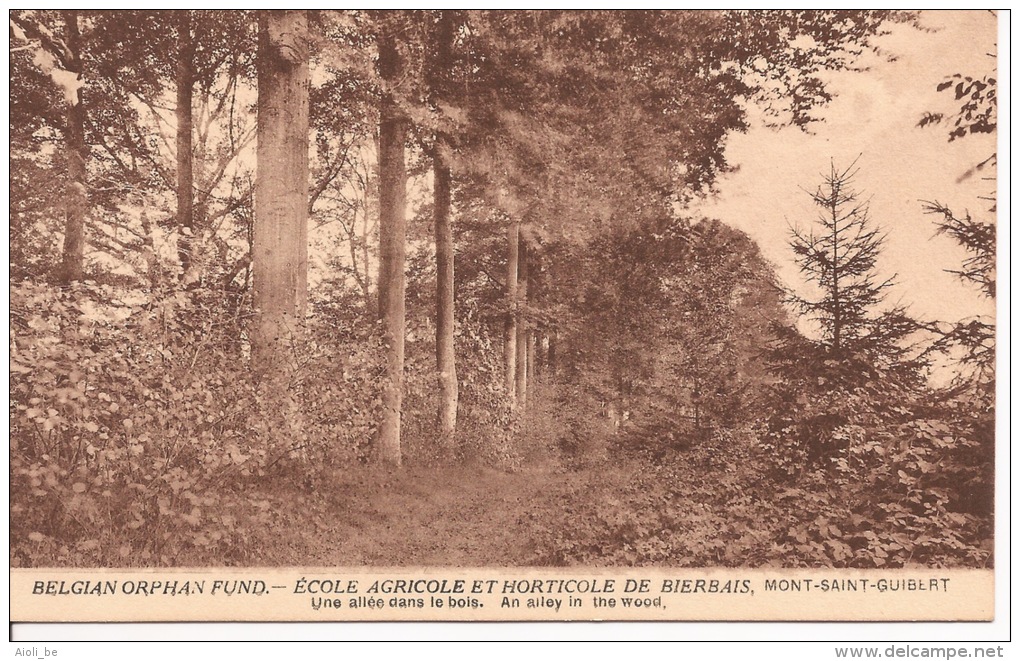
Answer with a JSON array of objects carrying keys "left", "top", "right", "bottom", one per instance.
[
  {"left": 253, "top": 10, "right": 309, "bottom": 370},
  {"left": 527, "top": 330, "right": 537, "bottom": 386},
  {"left": 534, "top": 332, "right": 545, "bottom": 377},
  {"left": 376, "top": 29, "right": 408, "bottom": 466},
  {"left": 57, "top": 10, "right": 86, "bottom": 285},
  {"left": 433, "top": 10, "right": 458, "bottom": 448},
  {"left": 504, "top": 222, "right": 520, "bottom": 408},
  {"left": 515, "top": 238, "right": 529, "bottom": 409},
  {"left": 176, "top": 10, "right": 196, "bottom": 280},
  {"left": 526, "top": 266, "right": 537, "bottom": 385},
  {"left": 434, "top": 146, "right": 458, "bottom": 445}
]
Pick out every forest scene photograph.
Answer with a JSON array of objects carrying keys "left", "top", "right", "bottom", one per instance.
[{"left": 9, "top": 10, "right": 998, "bottom": 570}]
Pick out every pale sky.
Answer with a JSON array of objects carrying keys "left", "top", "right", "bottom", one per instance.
[{"left": 693, "top": 10, "right": 998, "bottom": 329}]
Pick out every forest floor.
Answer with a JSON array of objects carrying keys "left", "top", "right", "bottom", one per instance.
[
  {"left": 250, "top": 458, "right": 638, "bottom": 567},
  {"left": 242, "top": 450, "right": 648, "bottom": 567},
  {"left": 243, "top": 388, "right": 680, "bottom": 568},
  {"left": 237, "top": 422, "right": 762, "bottom": 569}
]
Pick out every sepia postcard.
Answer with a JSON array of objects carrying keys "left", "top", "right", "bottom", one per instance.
[{"left": 8, "top": 9, "right": 1003, "bottom": 632}]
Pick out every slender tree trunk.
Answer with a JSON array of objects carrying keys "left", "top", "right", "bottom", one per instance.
[
  {"left": 515, "top": 238, "right": 529, "bottom": 409},
  {"left": 375, "top": 30, "right": 408, "bottom": 466},
  {"left": 433, "top": 10, "right": 458, "bottom": 448},
  {"left": 176, "top": 10, "right": 196, "bottom": 280},
  {"left": 57, "top": 10, "right": 86, "bottom": 285},
  {"left": 504, "top": 222, "right": 520, "bottom": 408},
  {"left": 830, "top": 189, "right": 842, "bottom": 353},
  {"left": 527, "top": 330, "right": 537, "bottom": 386},
  {"left": 534, "top": 333, "right": 545, "bottom": 377},
  {"left": 434, "top": 145, "right": 458, "bottom": 445},
  {"left": 253, "top": 10, "right": 309, "bottom": 371},
  {"left": 526, "top": 265, "right": 537, "bottom": 385}
]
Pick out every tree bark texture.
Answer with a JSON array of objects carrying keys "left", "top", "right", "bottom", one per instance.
[
  {"left": 176, "top": 10, "right": 195, "bottom": 279},
  {"left": 57, "top": 10, "right": 87, "bottom": 285},
  {"left": 504, "top": 222, "right": 520, "bottom": 408},
  {"left": 253, "top": 10, "right": 310, "bottom": 371},
  {"left": 515, "top": 237, "right": 529, "bottom": 409},
  {"left": 434, "top": 145, "right": 458, "bottom": 445},
  {"left": 375, "top": 30, "right": 408, "bottom": 466},
  {"left": 176, "top": 10, "right": 195, "bottom": 278},
  {"left": 527, "top": 329, "right": 537, "bottom": 387},
  {"left": 433, "top": 11, "right": 458, "bottom": 447}
]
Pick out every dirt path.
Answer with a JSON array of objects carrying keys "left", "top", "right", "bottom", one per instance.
[{"left": 286, "top": 462, "right": 612, "bottom": 566}]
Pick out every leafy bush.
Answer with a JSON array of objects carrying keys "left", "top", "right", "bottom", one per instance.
[
  {"left": 756, "top": 379, "right": 993, "bottom": 567},
  {"left": 10, "top": 280, "right": 384, "bottom": 566},
  {"left": 533, "top": 404, "right": 991, "bottom": 569}
]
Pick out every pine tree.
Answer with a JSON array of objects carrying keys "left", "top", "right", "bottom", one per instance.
[
  {"left": 763, "top": 160, "right": 924, "bottom": 468},
  {"left": 787, "top": 160, "right": 918, "bottom": 376},
  {"left": 919, "top": 51, "right": 997, "bottom": 388}
]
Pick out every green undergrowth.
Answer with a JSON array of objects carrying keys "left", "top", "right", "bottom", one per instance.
[
  {"left": 534, "top": 424, "right": 993, "bottom": 568},
  {"left": 12, "top": 424, "right": 994, "bottom": 568}
]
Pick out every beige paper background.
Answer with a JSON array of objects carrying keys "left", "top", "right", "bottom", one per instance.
[{"left": 11, "top": 567, "right": 993, "bottom": 622}]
